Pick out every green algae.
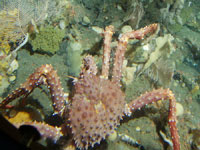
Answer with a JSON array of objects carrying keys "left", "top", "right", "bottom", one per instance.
[{"left": 30, "top": 25, "right": 65, "bottom": 54}]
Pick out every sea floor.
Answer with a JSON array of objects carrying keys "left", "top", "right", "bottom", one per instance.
[{"left": 1, "top": 0, "right": 200, "bottom": 149}]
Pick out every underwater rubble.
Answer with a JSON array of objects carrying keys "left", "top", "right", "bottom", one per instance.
[{"left": 0, "top": 0, "right": 200, "bottom": 150}]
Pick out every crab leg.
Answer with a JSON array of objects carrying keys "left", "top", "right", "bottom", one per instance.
[
  {"left": 101, "top": 25, "right": 114, "bottom": 79},
  {"left": 14, "top": 121, "right": 63, "bottom": 142},
  {"left": 0, "top": 64, "right": 66, "bottom": 116},
  {"left": 112, "top": 23, "right": 158, "bottom": 84},
  {"left": 127, "top": 88, "right": 180, "bottom": 150}
]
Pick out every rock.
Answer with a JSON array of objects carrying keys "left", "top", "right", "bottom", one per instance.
[
  {"left": 70, "top": 42, "right": 82, "bottom": 52},
  {"left": 176, "top": 102, "right": 184, "bottom": 117},
  {"left": 121, "top": 25, "right": 132, "bottom": 33},
  {"left": 82, "top": 16, "right": 90, "bottom": 25},
  {"left": 107, "top": 130, "right": 117, "bottom": 142},
  {"left": 91, "top": 26, "right": 104, "bottom": 34},
  {"left": 7, "top": 59, "right": 19, "bottom": 74},
  {"left": 59, "top": 20, "right": 66, "bottom": 30},
  {"left": 9, "top": 75, "right": 16, "bottom": 82}
]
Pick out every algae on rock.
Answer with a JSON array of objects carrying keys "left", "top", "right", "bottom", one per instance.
[{"left": 30, "top": 25, "right": 65, "bottom": 54}]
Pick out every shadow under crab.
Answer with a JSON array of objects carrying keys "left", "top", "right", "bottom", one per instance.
[{"left": 0, "top": 24, "right": 180, "bottom": 150}]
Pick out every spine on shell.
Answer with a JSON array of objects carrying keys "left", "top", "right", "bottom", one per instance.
[{"left": 80, "top": 55, "right": 98, "bottom": 76}]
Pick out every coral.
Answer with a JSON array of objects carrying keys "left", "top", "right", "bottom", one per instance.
[
  {"left": 0, "top": 41, "right": 11, "bottom": 54},
  {"left": 30, "top": 25, "right": 65, "bottom": 54},
  {"left": 0, "top": 8, "right": 22, "bottom": 44},
  {"left": 66, "top": 41, "right": 83, "bottom": 76},
  {"left": 1, "top": 0, "right": 50, "bottom": 33},
  {"left": 0, "top": 0, "right": 55, "bottom": 55},
  {"left": 0, "top": 9, "right": 18, "bottom": 55},
  {"left": 0, "top": 54, "right": 18, "bottom": 95},
  {"left": 0, "top": 60, "right": 9, "bottom": 72}
]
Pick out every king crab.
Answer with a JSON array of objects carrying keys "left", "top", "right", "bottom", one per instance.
[{"left": 0, "top": 24, "right": 180, "bottom": 150}]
